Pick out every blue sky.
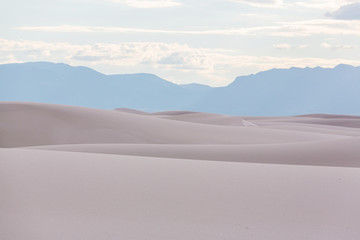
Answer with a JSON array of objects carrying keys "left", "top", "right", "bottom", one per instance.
[{"left": 1, "top": 0, "right": 360, "bottom": 85}]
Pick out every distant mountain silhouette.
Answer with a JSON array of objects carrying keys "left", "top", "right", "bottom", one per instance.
[
  {"left": 189, "top": 64, "right": 360, "bottom": 116},
  {"left": 1, "top": 62, "right": 360, "bottom": 116},
  {"left": 0, "top": 62, "right": 203, "bottom": 111}
]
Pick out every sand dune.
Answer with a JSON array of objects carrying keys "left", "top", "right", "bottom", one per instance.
[
  {"left": 27, "top": 136, "right": 360, "bottom": 167},
  {"left": 118, "top": 107, "right": 360, "bottom": 132},
  {"left": 252, "top": 115, "right": 360, "bottom": 128},
  {"left": 2, "top": 101, "right": 360, "bottom": 239},
  {"left": 151, "top": 110, "right": 198, "bottom": 116},
  {"left": 114, "top": 108, "right": 149, "bottom": 115},
  {"left": 153, "top": 111, "right": 248, "bottom": 126},
  {"left": 0, "top": 102, "right": 343, "bottom": 147},
  {"left": 2, "top": 148, "right": 360, "bottom": 240},
  {"left": 298, "top": 113, "right": 360, "bottom": 119}
]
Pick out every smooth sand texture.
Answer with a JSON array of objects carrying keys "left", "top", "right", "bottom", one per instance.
[
  {"left": 2, "top": 148, "right": 360, "bottom": 240},
  {"left": 27, "top": 137, "right": 360, "bottom": 167},
  {"left": 0, "top": 102, "right": 344, "bottom": 147},
  {"left": 2, "top": 102, "right": 360, "bottom": 239},
  {"left": 114, "top": 108, "right": 149, "bottom": 115}
]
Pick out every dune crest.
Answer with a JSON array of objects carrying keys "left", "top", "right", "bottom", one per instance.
[{"left": 0, "top": 102, "right": 344, "bottom": 148}]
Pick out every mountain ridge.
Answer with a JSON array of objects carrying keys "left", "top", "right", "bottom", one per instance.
[{"left": 1, "top": 61, "right": 360, "bottom": 116}]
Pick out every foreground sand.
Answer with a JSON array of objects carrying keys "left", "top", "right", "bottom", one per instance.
[
  {"left": 1, "top": 102, "right": 360, "bottom": 239},
  {"left": 2, "top": 148, "right": 360, "bottom": 240}
]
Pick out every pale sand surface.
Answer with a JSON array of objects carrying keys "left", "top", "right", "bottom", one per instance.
[
  {"left": 0, "top": 102, "right": 344, "bottom": 147},
  {"left": 118, "top": 108, "right": 360, "bottom": 135},
  {"left": 114, "top": 108, "right": 149, "bottom": 115},
  {"left": 2, "top": 102, "right": 360, "bottom": 239},
  {"left": 1, "top": 148, "right": 360, "bottom": 240},
  {"left": 27, "top": 136, "right": 360, "bottom": 167}
]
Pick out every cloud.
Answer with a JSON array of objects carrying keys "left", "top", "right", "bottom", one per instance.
[
  {"left": 110, "top": 0, "right": 181, "bottom": 8},
  {"left": 17, "top": 19, "right": 360, "bottom": 37},
  {"left": 273, "top": 43, "right": 310, "bottom": 50},
  {"left": 273, "top": 43, "right": 292, "bottom": 49},
  {"left": 229, "top": 0, "right": 284, "bottom": 8},
  {"left": 326, "top": 2, "right": 360, "bottom": 20},
  {"left": 298, "top": 44, "right": 309, "bottom": 49},
  {"left": 269, "top": 19, "right": 360, "bottom": 37},
  {"left": 320, "top": 42, "right": 355, "bottom": 49},
  {"left": 292, "top": 0, "right": 344, "bottom": 9},
  {"left": 17, "top": 25, "right": 254, "bottom": 35},
  {"left": 158, "top": 52, "right": 186, "bottom": 65},
  {"left": 72, "top": 55, "right": 104, "bottom": 61},
  {"left": 1, "top": 38, "right": 360, "bottom": 86}
]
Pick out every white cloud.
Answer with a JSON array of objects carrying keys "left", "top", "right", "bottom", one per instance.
[
  {"left": 110, "top": 0, "right": 181, "bottom": 8},
  {"left": 292, "top": 0, "right": 337, "bottom": 9},
  {"left": 17, "top": 25, "right": 254, "bottom": 35},
  {"left": 291, "top": 0, "right": 359, "bottom": 10},
  {"left": 272, "top": 43, "right": 309, "bottom": 49},
  {"left": 267, "top": 19, "right": 360, "bottom": 37},
  {"left": 1, "top": 38, "right": 360, "bottom": 86},
  {"left": 298, "top": 44, "right": 309, "bottom": 49},
  {"left": 320, "top": 42, "right": 355, "bottom": 49},
  {"left": 17, "top": 19, "right": 360, "bottom": 37},
  {"left": 229, "top": 0, "right": 357, "bottom": 9},
  {"left": 273, "top": 43, "right": 292, "bottom": 49},
  {"left": 229, "top": 0, "right": 284, "bottom": 8}
]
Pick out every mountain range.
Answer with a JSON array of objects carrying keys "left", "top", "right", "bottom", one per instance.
[{"left": 1, "top": 62, "right": 360, "bottom": 116}]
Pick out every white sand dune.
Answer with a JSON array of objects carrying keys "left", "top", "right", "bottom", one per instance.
[
  {"left": 114, "top": 108, "right": 149, "bottom": 115},
  {"left": 260, "top": 124, "right": 360, "bottom": 136},
  {"left": 252, "top": 115, "right": 360, "bottom": 128},
  {"left": 298, "top": 113, "right": 360, "bottom": 119},
  {"left": 2, "top": 148, "right": 360, "bottom": 240},
  {"left": 0, "top": 102, "right": 343, "bottom": 147},
  {"left": 119, "top": 108, "right": 360, "bottom": 135},
  {"left": 25, "top": 136, "right": 360, "bottom": 167},
  {"left": 154, "top": 111, "right": 249, "bottom": 126},
  {"left": 2, "top": 101, "right": 360, "bottom": 239},
  {"left": 151, "top": 110, "right": 198, "bottom": 116}
]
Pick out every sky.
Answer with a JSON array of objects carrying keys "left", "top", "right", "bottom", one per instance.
[{"left": 1, "top": 0, "right": 360, "bottom": 86}]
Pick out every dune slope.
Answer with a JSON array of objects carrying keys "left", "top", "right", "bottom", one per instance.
[
  {"left": 2, "top": 148, "right": 360, "bottom": 240},
  {"left": 27, "top": 136, "right": 360, "bottom": 167},
  {"left": 0, "top": 102, "right": 343, "bottom": 147}
]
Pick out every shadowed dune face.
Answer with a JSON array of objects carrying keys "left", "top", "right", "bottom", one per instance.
[
  {"left": 0, "top": 102, "right": 346, "bottom": 148},
  {"left": 113, "top": 108, "right": 149, "bottom": 115},
  {"left": 297, "top": 113, "right": 360, "bottom": 119}
]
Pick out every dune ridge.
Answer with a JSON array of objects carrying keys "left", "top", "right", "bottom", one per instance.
[
  {"left": 25, "top": 136, "right": 360, "bottom": 168},
  {"left": 0, "top": 102, "right": 345, "bottom": 148},
  {"left": 1, "top": 102, "right": 359, "bottom": 169}
]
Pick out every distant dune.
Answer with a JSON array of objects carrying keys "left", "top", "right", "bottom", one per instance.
[
  {"left": 0, "top": 102, "right": 342, "bottom": 148},
  {"left": 2, "top": 101, "right": 360, "bottom": 239}
]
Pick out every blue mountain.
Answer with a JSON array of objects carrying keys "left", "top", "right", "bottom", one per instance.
[
  {"left": 1, "top": 62, "right": 360, "bottom": 116},
  {"left": 189, "top": 64, "right": 360, "bottom": 116},
  {"left": 0, "top": 62, "right": 207, "bottom": 111}
]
